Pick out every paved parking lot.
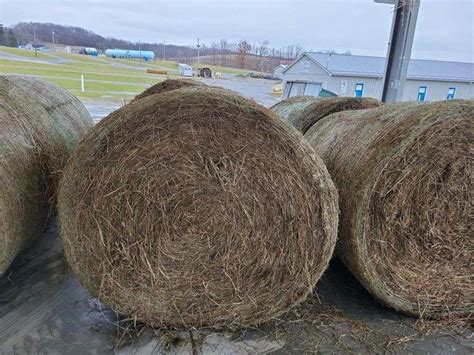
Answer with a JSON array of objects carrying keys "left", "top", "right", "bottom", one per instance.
[
  {"left": 1, "top": 221, "right": 471, "bottom": 354},
  {"left": 82, "top": 77, "right": 280, "bottom": 123}
]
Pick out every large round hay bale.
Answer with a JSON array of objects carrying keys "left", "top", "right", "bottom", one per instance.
[
  {"left": 131, "top": 79, "right": 204, "bottom": 102},
  {"left": 58, "top": 87, "right": 338, "bottom": 329},
  {"left": 0, "top": 75, "right": 93, "bottom": 275},
  {"left": 271, "top": 96, "right": 382, "bottom": 134},
  {"left": 305, "top": 100, "right": 473, "bottom": 318},
  {"left": 270, "top": 95, "right": 319, "bottom": 121}
]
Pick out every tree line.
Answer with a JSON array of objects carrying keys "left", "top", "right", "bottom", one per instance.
[
  {"left": 7, "top": 22, "right": 306, "bottom": 72},
  {"left": 0, "top": 25, "right": 19, "bottom": 47}
]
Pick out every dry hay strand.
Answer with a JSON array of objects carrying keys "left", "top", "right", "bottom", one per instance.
[
  {"left": 131, "top": 79, "right": 205, "bottom": 103},
  {"left": 0, "top": 75, "right": 93, "bottom": 275},
  {"left": 305, "top": 100, "right": 473, "bottom": 318},
  {"left": 58, "top": 86, "right": 339, "bottom": 329},
  {"left": 271, "top": 96, "right": 382, "bottom": 134},
  {"left": 414, "top": 311, "right": 472, "bottom": 337}
]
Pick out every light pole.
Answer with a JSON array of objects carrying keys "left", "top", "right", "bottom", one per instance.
[
  {"left": 376, "top": 0, "right": 420, "bottom": 103},
  {"left": 52, "top": 30, "right": 55, "bottom": 46},
  {"left": 197, "top": 37, "right": 201, "bottom": 64}
]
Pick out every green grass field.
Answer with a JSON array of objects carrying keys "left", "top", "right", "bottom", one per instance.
[
  {"left": 0, "top": 46, "right": 54, "bottom": 59},
  {"left": 0, "top": 47, "right": 178, "bottom": 100},
  {"left": 0, "top": 46, "right": 254, "bottom": 101},
  {"left": 0, "top": 62, "right": 163, "bottom": 84}
]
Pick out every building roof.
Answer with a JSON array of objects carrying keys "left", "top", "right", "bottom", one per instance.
[
  {"left": 284, "top": 52, "right": 474, "bottom": 82},
  {"left": 273, "top": 64, "right": 288, "bottom": 71}
]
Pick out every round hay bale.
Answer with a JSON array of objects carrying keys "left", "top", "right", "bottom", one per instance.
[
  {"left": 270, "top": 95, "right": 319, "bottom": 121},
  {"left": 271, "top": 96, "right": 382, "bottom": 134},
  {"left": 0, "top": 75, "right": 93, "bottom": 275},
  {"left": 305, "top": 100, "right": 473, "bottom": 318},
  {"left": 131, "top": 79, "right": 205, "bottom": 103},
  {"left": 58, "top": 87, "right": 338, "bottom": 329}
]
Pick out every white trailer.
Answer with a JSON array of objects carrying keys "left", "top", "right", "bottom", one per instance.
[{"left": 178, "top": 63, "right": 193, "bottom": 77}]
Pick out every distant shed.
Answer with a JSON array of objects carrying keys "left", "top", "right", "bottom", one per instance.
[
  {"left": 178, "top": 63, "right": 193, "bottom": 77},
  {"left": 79, "top": 47, "right": 98, "bottom": 56}
]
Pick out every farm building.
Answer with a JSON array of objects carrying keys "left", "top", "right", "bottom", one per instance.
[
  {"left": 282, "top": 52, "right": 474, "bottom": 101},
  {"left": 79, "top": 47, "right": 98, "bottom": 56},
  {"left": 178, "top": 63, "right": 193, "bottom": 77},
  {"left": 105, "top": 49, "right": 155, "bottom": 61},
  {"left": 273, "top": 64, "right": 287, "bottom": 79}
]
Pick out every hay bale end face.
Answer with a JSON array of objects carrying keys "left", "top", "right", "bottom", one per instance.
[
  {"left": 305, "top": 100, "right": 473, "bottom": 318},
  {"left": 59, "top": 87, "right": 339, "bottom": 329},
  {"left": 272, "top": 96, "right": 382, "bottom": 134},
  {"left": 0, "top": 75, "right": 93, "bottom": 275},
  {"left": 131, "top": 78, "right": 204, "bottom": 103}
]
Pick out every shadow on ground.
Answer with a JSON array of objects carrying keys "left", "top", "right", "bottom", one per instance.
[{"left": 0, "top": 221, "right": 472, "bottom": 354}]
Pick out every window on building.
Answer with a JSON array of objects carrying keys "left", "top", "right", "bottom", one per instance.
[
  {"left": 447, "top": 87, "right": 456, "bottom": 100},
  {"left": 354, "top": 83, "right": 364, "bottom": 97},
  {"left": 418, "top": 86, "right": 427, "bottom": 102}
]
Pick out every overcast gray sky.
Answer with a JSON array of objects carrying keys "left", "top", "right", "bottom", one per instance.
[{"left": 1, "top": 0, "right": 473, "bottom": 62}]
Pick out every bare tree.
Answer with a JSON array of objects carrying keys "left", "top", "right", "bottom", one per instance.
[
  {"left": 237, "top": 40, "right": 252, "bottom": 69},
  {"left": 257, "top": 40, "right": 269, "bottom": 57},
  {"left": 211, "top": 42, "right": 218, "bottom": 65},
  {"left": 294, "top": 44, "right": 304, "bottom": 58},
  {"left": 256, "top": 40, "right": 269, "bottom": 71},
  {"left": 218, "top": 39, "right": 229, "bottom": 66}
]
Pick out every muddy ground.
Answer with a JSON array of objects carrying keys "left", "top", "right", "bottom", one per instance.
[{"left": 1, "top": 221, "right": 471, "bottom": 354}]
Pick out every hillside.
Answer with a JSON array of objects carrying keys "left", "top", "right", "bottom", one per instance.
[
  {"left": 9, "top": 22, "right": 294, "bottom": 72},
  {"left": 12, "top": 22, "right": 201, "bottom": 59}
]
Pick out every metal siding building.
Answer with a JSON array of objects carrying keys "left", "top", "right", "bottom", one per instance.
[
  {"left": 282, "top": 52, "right": 473, "bottom": 101},
  {"left": 273, "top": 64, "right": 288, "bottom": 79}
]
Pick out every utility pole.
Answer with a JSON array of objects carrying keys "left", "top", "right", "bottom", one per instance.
[
  {"left": 197, "top": 37, "right": 201, "bottom": 64},
  {"left": 33, "top": 25, "right": 37, "bottom": 57},
  {"left": 51, "top": 29, "right": 55, "bottom": 46},
  {"left": 376, "top": 0, "right": 420, "bottom": 103},
  {"left": 139, "top": 41, "right": 142, "bottom": 65},
  {"left": 163, "top": 40, "right": 166, "bottom": 61}
]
